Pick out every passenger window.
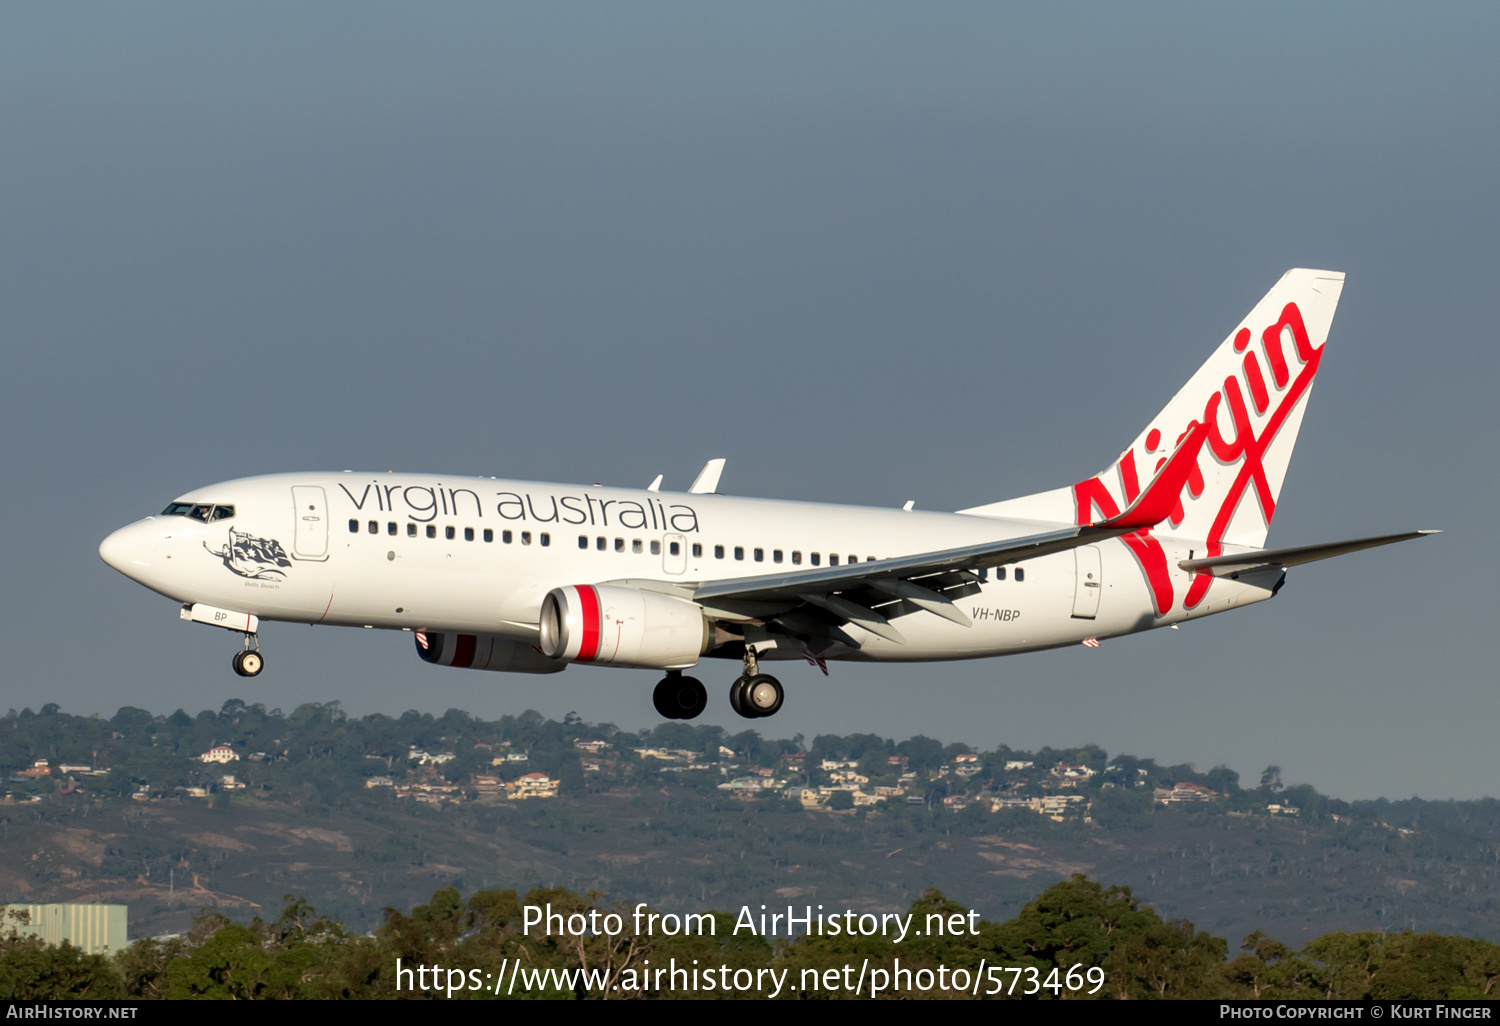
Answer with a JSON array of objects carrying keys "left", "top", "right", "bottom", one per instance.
[
  {"left": 773, "top": 549, "right": 783, "bottom": 564},
  {"left": 597, "top": 537, "right": 606, "bottom": 551},
  {"left": 445, "top": 526, "right": 455, "bottom": 540},
  {"left": 521, "top": 531, "right": 532, "bottom": 545},
  {"left": 651, "top": 540, "right": 662, "bottom": 555},
  {"left": 349, "top": 520, "right": 359, "bottom": 533},
  {"left": 979, "top": 568, "right": 988, "bottom": 582},
  {"left": 996, "top": 567, "right": 1006, "bottom": 580},
  {"left": 540, "top": 533, "right": 550, "bottom": 546},
  {"left": 483, "top": 528, "right": 493, "bottom": 542},
  {"left": 811, "top": 553, "right": 821, "bottom": 566},
  {"left": 368, "top": 521, "right": 379, "bottom": 535},
  {"left": 791, "top": 550, "right": 802, "bottom": 565},
  {"left": 632, "top": 539, "right": 643, "bottom": 554},
  {"left": 753, "top": 548, "right": 764, "bottom": 562},
  {"left": 578, "top": 535, "right": 589, "bottom": 549},
  {"left": 614, "top": 538, "right": 624, "bottom": 552},
  {"left": 503, "top": 530, "right": 513, "bottom": 543},
  {"left": 830, "top": 554, "right": 839, "bottom": 566},
  {"left": 714, "top": 545, "right": 725, "bottom": 559},
  {"left": 692, "top": 543, "right": 703, "bottom": 557},
  {"left": 1015, "top": 567, "right": 1025, "bottom": 582},
  {"left": 734, "top": 546, "right": 744, "bottom": 561},
  {"left": 427, "top": 525, "right": 437, "bottom": 539},
  {"left": 388, "top": 522, "right": 398, "bottom": 536},
  {"left": 464, "top": 527, "right": 474, "bottom": 541},
  {"left": 407, "top": 523, "right": 417, "bottom": 538}
]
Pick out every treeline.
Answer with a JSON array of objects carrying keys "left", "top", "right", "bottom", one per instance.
[{"left": 3, "top": 876, "right": 1496, "bottom": 1000}]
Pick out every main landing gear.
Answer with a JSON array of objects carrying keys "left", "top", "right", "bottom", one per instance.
[
  {"left": 651, "top": 649, "right": 786, "bottom": 720},
  {"left": 653, "top": 671, "right": 708, "bottom": 720},
  {"left": 231, "top": 634, "right": 264, "bottom": 678},
  {"left": 729, "top": 647, "right": 783, "bottom": 719}
]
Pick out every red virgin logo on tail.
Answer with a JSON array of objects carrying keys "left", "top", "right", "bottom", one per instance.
[{"left": 1073, "top": 302, "right": 1323, "bottom": 615}]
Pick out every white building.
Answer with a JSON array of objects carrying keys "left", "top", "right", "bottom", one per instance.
[{"left": 199, "top": 745, "right": 239, "bottom": 764}]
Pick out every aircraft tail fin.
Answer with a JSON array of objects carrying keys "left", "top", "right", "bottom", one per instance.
[{"left": 963, "top": 268, "right": 1346, "bottom": 553}]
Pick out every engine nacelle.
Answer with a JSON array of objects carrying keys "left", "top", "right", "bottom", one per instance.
[
  {"left": 539, "top": 585, "right": 709, "bottom": 669},
  {"left": 415, "top": 631, "right": 565, "bottom": 674}
]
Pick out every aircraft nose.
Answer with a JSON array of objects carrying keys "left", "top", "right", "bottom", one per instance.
[{"left": 99, "top": 521, "right": 157, "bottom": 577}]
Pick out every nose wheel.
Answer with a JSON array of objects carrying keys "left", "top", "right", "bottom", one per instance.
[
  {"left": 232, "top": 635, "right": 264, "bottom": 677},
  {"left": 652, "top": 672, "right": 707, "bottom": 720}
]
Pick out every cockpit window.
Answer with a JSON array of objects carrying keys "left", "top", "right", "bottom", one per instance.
[{"left": 160, "top": 502, "right": 235, "bottom": 522}]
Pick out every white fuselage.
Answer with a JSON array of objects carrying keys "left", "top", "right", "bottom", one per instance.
[{"left": 99, "top": 471, "right": 1273, "bottom": 665}]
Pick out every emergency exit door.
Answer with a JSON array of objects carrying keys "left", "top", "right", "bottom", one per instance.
[{"left": 1071, "top": 545, "right": 1101, "bottom": 619}]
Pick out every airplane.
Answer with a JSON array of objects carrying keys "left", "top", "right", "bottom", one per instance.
[{"left": 99, "top": 269, "right": 1435, "bottom": 721}]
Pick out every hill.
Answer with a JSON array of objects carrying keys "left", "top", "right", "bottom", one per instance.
[{"left": 2, "top": 702, "right": 1497, "bottom": 942}]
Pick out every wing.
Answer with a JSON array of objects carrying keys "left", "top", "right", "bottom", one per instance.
[
  {"left": 1177, "top": 530, "right": 1439, "bottom": 577},
  {"left": 689, "top": 421, "right": 1209, "bottom": 647}
]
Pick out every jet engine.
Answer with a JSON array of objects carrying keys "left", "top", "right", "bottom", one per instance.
[
  {"left": 415, "top": 631, "right": 565, "bottom": 674},
  {"left": 538, "top": 585, "right": 709, "bottom": 669}
]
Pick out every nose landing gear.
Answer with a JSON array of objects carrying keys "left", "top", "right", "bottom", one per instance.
[
  {"left": 729, "top": 646, "right": 784, "bottom": 719},
  {"left": 652, "top": 671, "right": 707, "bottom": 720},
  {"left": 231, "top": 634, "right": 264, "bottom": 678}
]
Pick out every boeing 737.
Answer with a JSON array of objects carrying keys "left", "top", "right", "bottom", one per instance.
[{"left": 100, "top": 269, "right": 1434, "bottom": 720}]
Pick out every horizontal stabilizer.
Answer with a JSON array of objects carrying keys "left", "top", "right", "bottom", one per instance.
[{"left": 1178, "top": 530, "right": 1439, "bottom": 577}]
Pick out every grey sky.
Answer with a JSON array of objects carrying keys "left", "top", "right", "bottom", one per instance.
[{"left": 2, "top": 3, "right": 1495, "bottom": 800}]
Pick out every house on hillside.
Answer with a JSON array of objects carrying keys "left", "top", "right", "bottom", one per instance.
[
  {"left": 506, "top": 773, "right": 558, "bottom": 799},
  {"left": 199, "top": 746, "right": 239, "bottom": 765},
  {"left": 1154, "top": 782, "right": 1220, "bottom": 804}
]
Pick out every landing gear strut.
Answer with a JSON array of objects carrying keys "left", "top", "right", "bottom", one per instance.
[
  {"left": 653, "top": 671, "right": 707, "bottom": 720},
  {"left": 232, "top": 634, "right": 263, "bottom": 678},
  {"left": 730, "top": 646, "right": 784, "bottom": 719}
]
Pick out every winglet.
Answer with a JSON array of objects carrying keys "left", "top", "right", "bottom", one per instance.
[
  {"left": 1097, "top": 420, "right": 1207, "bottom": 530},
  {"left": 688, "top": 458, "right": 726, "bottom": 494}
]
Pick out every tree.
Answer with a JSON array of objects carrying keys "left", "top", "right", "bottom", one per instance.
[
  {"left": 0, "top": 939, "right": 126, "bottom": 999},
  {"left": 1105, "top": 917, "right": 1227, "bottom": 999},
  {"left": 990, "top": 874, "right": 1161, "bottom": 973},
  {"left": 1300, "top": 930, "right": 1386, "bottom": 999}
]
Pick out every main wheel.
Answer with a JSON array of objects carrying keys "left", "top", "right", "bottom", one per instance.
[
  {"left": 234, "top": 650, "right": 264, "bottom": 677},
  {"left": 653, "top": 675, "right": 708, "bottom": 720},
  {"left": 744, "top": 674, "right": 784, "bottom": 717},
  {"left": 729, "top": 675, "right": 750, "bottom": 718}
]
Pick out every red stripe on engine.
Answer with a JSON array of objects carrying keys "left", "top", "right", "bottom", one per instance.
[
  {"left": 576, "top": 586, "right": 602, "bottom": 662},
  {"left": 451, "top": 633, "right": 477, "bottom": 668}
]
